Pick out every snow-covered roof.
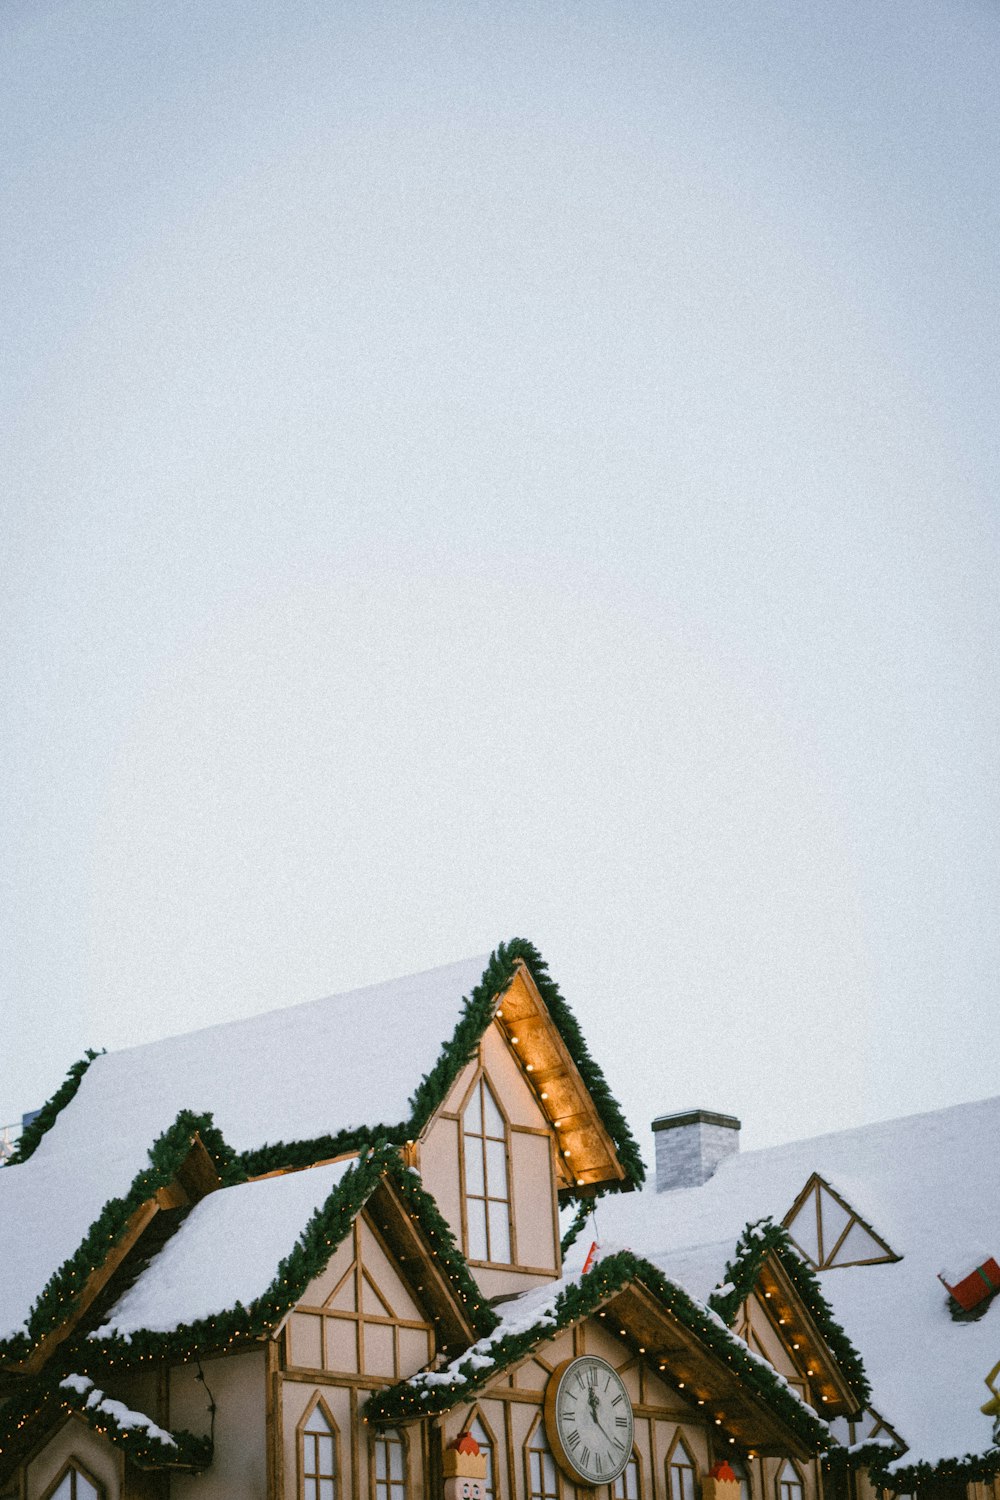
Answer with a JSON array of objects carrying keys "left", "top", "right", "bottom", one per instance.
[
  {"left": 0, "top": 954, "right": 486, "bottom": 1343},
  {"left": 94, "top": 1156, "right": 357, "bottom": 1338},
  {"left": 599, "top": 1095, "right": 1000, "bottom": 1470}
]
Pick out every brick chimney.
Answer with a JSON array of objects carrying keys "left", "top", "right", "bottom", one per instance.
[{"left": 652, "top": 1109, "right": 741, "bottom": 1192}]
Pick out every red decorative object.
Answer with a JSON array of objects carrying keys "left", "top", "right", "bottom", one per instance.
[
  {"left": 709, "top": 1462, "right": 736, "bottom": 1482},
  {"left": 938, "top": 1257, "right": 1000, "bottom": 1312},
  {"left": 449, "top": 1433, "right": 482, "bottom": 1457},
  {"left": 582, "top": 1241, "right": 599, "bottom": 1274}
]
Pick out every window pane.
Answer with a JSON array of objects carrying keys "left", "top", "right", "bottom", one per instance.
[
  {"left": 389, "top": 1435, "right": 405, "bottom": 1481},
  {"left": 470, "top": 1420, "right": 494, "bottom": 1500},
  {"left": 320, "top": 1481, "right": 336, "bottom": 1500},
  {"left": 465, "top": 1139, "right": 485, "bottom": 1196},
  {"left": 482, "top": 1083, "right": 505, "bottom": 1138},
  {"left": 467, "top": 1197, "right": 488, "bottom": 1260},
  {"left": 485, "top": 1138, "right": 507, "bottom": 1197},
  {"left": 375, "top": 1440, "right": 388, "bottom": 1480},
  {"left": 305, "top": 1480, "right": 318, "bottom": 1500},
  {"left": 307, "top": 1406, "right": 333, "bottom": 1434},
  {"left": 51, "top": 1479, "right": 73, "bottom": 1500},
  {"left": 487, "top": 1198, "right": 511, "bottom": 1263},
  {"left": 464, "top": 1081, "right": 484, "bottom": 1136},
  {"left": 319, "top": 1434, "right": 335, "bottom": 1475}
]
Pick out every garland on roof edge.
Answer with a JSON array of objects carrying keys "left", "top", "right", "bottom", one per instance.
[
  {"left": 822, "top": 1442, "right": 1000, "bottom": 1493},
  {"left": 708, "top": 1218, "right": 871, "bottom": 1409},
  {"left": 0, "top": 1110, "right": 239, "bottom": 1364},
  {"left": 6, "top": 1050, "right": 104, "bottom": 1165},
  {"left": 85, "top": 1146, "right": 496, "bottom": 1371},
  {"left": 238, "top": 940, "right": 645, "bottom": 1192},
  {"left": 364, "top": 1249, "right": 829, "bottom": 1451}
]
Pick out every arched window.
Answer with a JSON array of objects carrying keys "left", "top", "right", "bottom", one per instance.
[
  {"left": 666, "top": 1436, "right": 698, "bottom": 1500},
  {"left": 301, "top": 1398, "right": 338, "bottom": 1500},
  {"left": 612, "top": 1451, "right": 641, "bottom": 1500},
  {"left": 469, "top": 1414, "right": 496, "bottom": 1500},
  {"left": 526, "top": 1418, "right": 560, "bottom": 1500},
  {"left": 776, "top": 1462, "right": 804, "bottom": 1500},
  {"left": 43, "top": 1463, "right": 102, "bottom": 1500},
  {"left": 462, "top": 1076, "right": 512, "bottom": 1263},
  {"left": 373, "top": 1429, "right": 407, "bottom": 1500}
]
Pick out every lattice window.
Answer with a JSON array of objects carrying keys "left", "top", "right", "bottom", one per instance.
[
  {"left": 373, "top": 1429, "right": 407, "bottom": 1500},
  {"left": 612, "top": 1452, "right": 641, "bottom": 1500},
  {"left": 776, "top": 1461, "right": 804, "bottom": 1500},
  {"left": 470, "top": 1415, "right": 496, "bottom": 1500},
  {"left": 462, "top": 1076, "right": 512, "bottom": 1263},
  {"left": 527, "top": 1419, "right": 560, "bottom": 1500},
  {"left": 44, "top": 1464, "right": 102, "bottom": 1500},
  {"left": 301, "top": 1400, "right": 338, "bottom": 1500},
  {"left": 667, "top": 1437, "right": 698, "bottom": 1500}
]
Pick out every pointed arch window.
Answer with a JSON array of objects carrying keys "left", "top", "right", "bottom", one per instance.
[
  {"left": 612, "top": 1452, "right": 641, "bottom": 1500},
  {"left": 300, "top": 1398, "right": 339, "bottom": 1500},
  {"left": 373, "top": 1428, "right": 408, "bottom": 1500},
  {"left": 469, "top": 1414, "right": 496, "bottom": 1500},
  {"left": 666, "top": 1436, "right": 698, "bottom": 1500},
  {"left": 776, "top": 1462, "right": 804, "bottom": 1500},
  {"left": 526, "top": 1417, "right": 560, "bottom": 1500},
  {"left": 43, "top": 1463, "right": 102, "bottom": 1500},
  {"left": 462, "top": 1076, "right": 512, "bottom": 1263}
]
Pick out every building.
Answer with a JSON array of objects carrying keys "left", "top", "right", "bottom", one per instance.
[{"left": 0, "top": 941, "right": 995, "bottom": 1500}]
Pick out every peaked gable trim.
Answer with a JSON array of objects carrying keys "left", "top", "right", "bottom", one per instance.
[
  {"left": 86, "top": 1147, "right": 496, "bottom": 1368},
  {"left": 0, "top": 1112, "right": 237, "bottom": 1374},
  {"left": 707, "top": 1218, "right": 871, "bottom": 1412},
  {"left": 782, "top": 1175, "right": 898, "bottom": 1271},
  {"left": 365, "top": 1250, "right": 831, "bottom": 1457},
  {"left": 236, "top": 941, "right": 644, "bottom": 1192}
]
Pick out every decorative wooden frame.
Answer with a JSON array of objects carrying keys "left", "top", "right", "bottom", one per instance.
[
  {"left": 782, "top": 1175, "right": 898, "bottom": 1270},
  {"left": 524, "top": 1410, "right": 562, "bottom": 1500},
  {"left": 665, "top": 1431, "right": 699, "bottom": 1500},
  {"left": 370, "top": 1425, "right": 410, "bottom": 1500},
  {"left": 297, "top": 1391, "right": 342, "bottom": 1500},
  {"left": 774, "top": 1458, "right": 805, "bottom": 1500},
  {"left": 39, "top": 1457, "right": 105, "bottom": 1500},
  {"left": 457, "top": 1066, "right": 518, "bottom": 1268},
  {"left": 464, "top": 1405, "right": 500, "bottom": 1500},
  {"left": 612, "top": 1447, "right": 643, "bottom": 1500}
]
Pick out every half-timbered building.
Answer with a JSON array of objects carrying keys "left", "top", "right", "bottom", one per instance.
[{"left": 0, "top": 942, "right": 995, "bottom": 1500}]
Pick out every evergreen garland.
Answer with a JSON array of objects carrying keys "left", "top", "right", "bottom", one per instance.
[
  {"left": 86, "top": 1146, "right": 496, "bottom": 1370},
  {"left": 6, "top": 1050, "right": 104, "bottom": 1165},
  {"left": 236, "top": 939, "right": 645, "bottom": 1191},
  {"left": 821, "top": 1441, "right": 1000, "bottom": 1493},
  {"left": 0, "top": 1110, "right": 238, "bottom": 1364},
  {"left": 364, "top": 1249, "right": 829, "bottom": 1451},
  {"left": 560, "top": 1197, "right": 594, "bottom": 1257},
  {"left": 708, "top": 1219, "right": 871, "bottom": 1408},
  {"left": 58, "top": 1375, "right": 213, "bottom": 1471}
]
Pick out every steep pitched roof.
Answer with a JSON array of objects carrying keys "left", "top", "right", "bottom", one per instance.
[
  {"left": 0, "top": 941, "right": 641, "bottom": 1362},
  {"left": 597, "top": 1095, "right": 1000, "bottom": 1475},
  {"left": 366, "top": 1251, "right": 831, "bottom": 1459}
]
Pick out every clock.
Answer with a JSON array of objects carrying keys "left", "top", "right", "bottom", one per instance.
[{"left": 543, "top": 1355, "right": 634, "bottom": 1487}]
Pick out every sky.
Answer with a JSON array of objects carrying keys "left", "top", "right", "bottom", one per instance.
[{"left": 2, "top": 0, "right": 998, "bottom": 1160}]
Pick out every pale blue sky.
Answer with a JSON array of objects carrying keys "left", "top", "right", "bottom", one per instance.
[{"left": 2, "top": 0, "right": 998, "bottom": 1156}]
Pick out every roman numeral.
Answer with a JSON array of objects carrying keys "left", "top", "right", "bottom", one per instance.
[
  {"left": 586, "top": 1369, "right": 598, "bottom": 1387},
  {"left": 566, "top": 1431, "right": 580, "bottom": 1450},
  {"left": 613, "top": 1437, "right": 625, "bottom": 1450},
  {"left": 611, "top": 1394, "right": 624, "bottom": 1407},
  {"left": 581, "top": 1447, "right": 591, "bottom": 1468}
]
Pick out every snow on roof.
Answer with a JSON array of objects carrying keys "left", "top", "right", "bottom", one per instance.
[
  {"left": 93, "top": 1156, "right": 357, "bottom": 1338},
  {"left": 0, "top": 954, "right": 487, "bottom": 1342},
  {"left": 599, "top": 1094, "right": 1000, "bottom": 1468}
]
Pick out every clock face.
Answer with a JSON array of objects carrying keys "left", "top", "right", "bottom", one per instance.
[{"left": 544, "top": 1355, "right": 634, "bottom": 1487}]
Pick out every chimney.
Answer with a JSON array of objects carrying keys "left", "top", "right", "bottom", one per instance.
[{"left": 652, "top": 1109, "right": 741, "bottom": 1192}]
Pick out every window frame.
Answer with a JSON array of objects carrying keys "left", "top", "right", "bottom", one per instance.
[
  {"left": 611, "top": 1447, "right": 643, "bottom": 1500},
  {"left": 524, "top": 1412, "right": 561, "bottom": 1500},
  {"left": 775, "top": 1459, "right": 805, "bottom": 1500},
  {"left": 370, "top": 1425, "right": 409, "bottom": 1500},
  {"left": 459, "top": 1070, "right": 516, "bottom": 1266},
  {"left": 40, "top": 1459, "right": 105, "bottom": 1500},
  {"left": 298, "top": 1391, "right": 341, "bottom": 1500},
  {"left": 665, "top": 1431, "right": 699, "bottom": 1500},
  {"left": 465, "top": 1406, "right": 499, "bottom": 1500}
]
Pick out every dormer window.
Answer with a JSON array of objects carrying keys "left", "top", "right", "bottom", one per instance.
[
  {"left": 43, "top": 1462, "right": 102, "bottom": 1500},
  {"left": 462, "top": 1076, "right": 512, "bottom": 1263}
]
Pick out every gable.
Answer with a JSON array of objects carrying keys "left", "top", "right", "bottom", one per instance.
[
  {"left": 287, "top": 1209, "right": 435, "bottom": 1380},
  {"left": 783, "top": 1175, "right": 898, "bottom": 1270}
]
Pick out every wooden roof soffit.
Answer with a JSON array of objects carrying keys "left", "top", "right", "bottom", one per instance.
[
  {"left": 365, "top": 1177, "right": 480, "bottom": 1355},
  {"left": 601, "top": 1283, "right": 816, "bottom": 1461},
  {"left": 7, "top": 1133, "right": 222, "bottom": 1378},
  {"left": 755, "top": 1256, "right": 860, "bottom": 1418},
  {"left": 491, "top": 961, "right": 627, "bottom": 1195}
]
